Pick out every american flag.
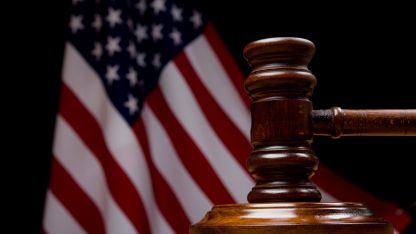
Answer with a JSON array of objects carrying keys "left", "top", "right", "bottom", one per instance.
[{"left": 42, "top": 0, "right": 411, "bottom": 233}]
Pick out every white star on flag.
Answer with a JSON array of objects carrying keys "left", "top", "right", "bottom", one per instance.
[
  {"left": 92, "top": 14, "right": 102, "bottom": 32},
  {"left": 91, "top": 42, "right": 103, "bottom": 60},
  {"left": 190, "top": 10, "right": 202, "bottom": 29},
  {"left": 169, "top": 28, "right": 182, "bottom": 45},
  {"left": 151, "top": 24, "right": 164, "bottom": 41},
  {"left": 105, "top": 65, "right": 120, "bottom": 85},
  {"left": 126, "top": 67, "right": 138, "bottom": 86},
  {"left": 69, "top": 15, "right": 84, "bottom": 33},
  {"left": 106, "top": 8, "right": 122, "bottom": 28},
  {"left": 151, "top": 0, "right": 166, "bottom": 15},
  {"left": 135, "top": 24, "right": 148, "bottom": 42},
  {"left": 152, "top": 53, "right": 161, "bottom": 68},
  {"left": 136, "top": 0, "right": 147, "bottom": 15},
  {"left": 106, "top": 36, "right": 121, "bottom": 56},
  {"left": 124, "top": 94, "right": 139, "bottom": 115},
  {"left": 171, "top": 5, "right": 183, "bottom": 22},
  {"left": 127, "top": 41, "right": 137, "bottom": 58},
  {"left": 137, "top": 52, "right": 146, "bottom": 67}
]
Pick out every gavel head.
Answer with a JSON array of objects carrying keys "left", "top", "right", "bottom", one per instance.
[
  {"left": 244, "top": 37, "right": 316, "bottom": 99},
  {"left": 243, "top": 38, "right": 321, "bottom": 203}
]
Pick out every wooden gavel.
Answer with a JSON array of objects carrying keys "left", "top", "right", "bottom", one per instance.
[
  {"left": 191, "top": 37, "right": 415, "bottom": 234},
  {"left": 244, "top": 37, "right": 416, "bottom": 203}
]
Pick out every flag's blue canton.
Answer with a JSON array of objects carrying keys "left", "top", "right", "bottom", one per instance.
[{"left": 68, "top": 0, "right": 206, "bottom": 125}]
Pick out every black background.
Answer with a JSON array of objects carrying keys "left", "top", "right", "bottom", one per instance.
[{"left": 10, "top": 0, "right": 415, "bottom": 233}]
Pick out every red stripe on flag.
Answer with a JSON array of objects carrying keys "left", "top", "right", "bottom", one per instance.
[
  {"left": 204, "top": 23, "right": 250, "bottom": 107},
  {"left": 174, "top": 52, "right": 251, "bottom": 168},
  {"left": 147, "top": 86, "right": 235, "bottom": 204},
  {"left": 133, "top": 119, "right": 191, "bottom": 233},
  {"left": 313, "top": 164, "right": 412, "bottom": 232},
  {"left": 59, "top": 84, "right": 151, "bottom": 234},
  {"left": 49, "top": 157, "right": 105, "bottom": 234}
]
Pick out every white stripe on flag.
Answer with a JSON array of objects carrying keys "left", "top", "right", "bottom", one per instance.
[
  {"left": 159, "top": 62, "right": 254, "bottom": 202},
  {"left": 43, "top": 191, "right": 87, "bottom": 234},
  {"left": 185, "top": 35, "right": 250, "bottom": 140},
  {"left": 53, "top": 116, "right": 136, "bottom": 234},
  {"left": 62, "top": 43, "right": 174, "bottom": 234},
  {"left": 142, "top": 105, "right": 212, "bottom": 222}
]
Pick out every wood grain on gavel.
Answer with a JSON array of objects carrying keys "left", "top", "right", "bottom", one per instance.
[{"left": 313, "top": 108, "right": 416, "bottom": 137}]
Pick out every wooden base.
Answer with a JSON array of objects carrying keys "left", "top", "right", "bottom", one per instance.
[{"left": 190, "top": 202, "right": 392, "bottom": 234}]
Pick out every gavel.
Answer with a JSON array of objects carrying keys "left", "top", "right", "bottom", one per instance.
[{"left": 191, "top": 37, "right": 415, "bottom": 234}]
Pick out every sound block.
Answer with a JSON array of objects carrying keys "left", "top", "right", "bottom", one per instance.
[{"left": 190, "top": 202, "right": 392, "bottom": 234}]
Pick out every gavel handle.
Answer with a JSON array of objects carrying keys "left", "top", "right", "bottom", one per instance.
[{"left": 313, "top": 107, "right": 416, "bottom": 137}]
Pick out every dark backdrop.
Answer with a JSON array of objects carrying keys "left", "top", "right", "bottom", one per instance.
[{"left": 12, "top": 1, "right": 415, "bottom": 233}]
